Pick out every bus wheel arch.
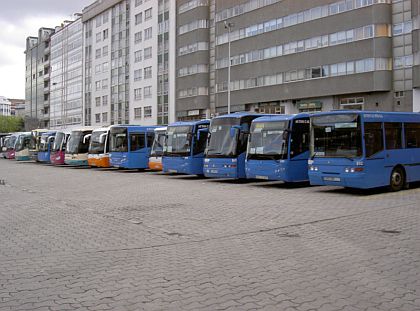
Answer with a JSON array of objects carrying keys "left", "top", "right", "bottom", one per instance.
[{"left": 389, "top": 165, "right": 406, "bottom": 192}]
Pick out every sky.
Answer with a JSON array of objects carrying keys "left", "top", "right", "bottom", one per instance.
[{"left": 0, "top": 0, "right": 93, "bottom": 99}]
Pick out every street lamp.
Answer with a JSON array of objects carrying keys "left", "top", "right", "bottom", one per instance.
[{"left": 224, "top": 21, "right": 234, "bottom": 114}]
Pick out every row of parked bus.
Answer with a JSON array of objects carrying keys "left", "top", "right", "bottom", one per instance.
[{"left": 1, "top": 110, "right": 420, "bottom": 192}]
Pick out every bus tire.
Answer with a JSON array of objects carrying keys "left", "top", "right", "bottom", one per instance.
[{"left": 389, "top": 166, "right": 405, "bottom": 192}]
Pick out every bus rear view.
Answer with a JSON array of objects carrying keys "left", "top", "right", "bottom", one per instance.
[
  {"left": 245, "top": 114, "right": 310, "bottom": 182},
  {"left": 204, "top": 113, "right": 265, "bottom": 179},
  {"left": 309, "top": 111, "right": 420, "bottom": 191},
  {"left": 163, "top": 120, "right": 209, "bottom": 175},
  {"left": 109, "top": 125, "right": 157, "bottom": 169}
]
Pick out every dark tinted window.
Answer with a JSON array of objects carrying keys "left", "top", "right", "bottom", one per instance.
[
  {"left": 130, "top": 133, "right": 145, "bottom": 151},
  {"left": 290, "top": 118, "right": 310, "bottom": 158},
  {"left": 405, "top": 123, "right": 420, "bottom": 148},
  {"left": 385, "top": 123, "right": 402, "bottom": 150},
  {"left": 146, "top": 133, "right": 154, "bottom": 148},
  {"left": 364, "top": 122, "right": 383, "bottom": 157},
  {"left": 193, "top": 130, "right": 208, "bottom": 155}
]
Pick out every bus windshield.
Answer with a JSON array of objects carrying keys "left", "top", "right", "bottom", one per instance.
[
  {"left": 248, "top": 121, "right": 289, "bottom": 160},
  {"left": 67, "top": 131, "right": 90, "bottom": 154},
  {"left": 89, "top": 131, "right": 107, "bottom": 154},
  {"left": 110, "top": 127, "right": 128, "bottom": 152},
  {"left": 7, "top": 136, "right": 17, "bottom": 149},
  {"left": 52, "top": 132, "right": 65, "bottom": 152},
  {"left": 311, "top": 114, "right": 362, "bottom": 158},
  {"left": 39, "top": 136, "right": 51, "bottom": 152},
  {"left": 151, "top": 131, "right": 166, "bottom": 157},
  {"left": 165, "top": 126, "right": 192, "bottom": 157},
  {"left": 15, "top": 135, "right": 34, "bottom": 152},
  {"left": 206, "top": 118, "right": 240, "bottom": 158}
]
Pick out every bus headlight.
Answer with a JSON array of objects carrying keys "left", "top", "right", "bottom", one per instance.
[
  {"left": 345, "top": 167, "right": 364, "bottom": 173},
  {"left": 309, "top": 166, "right": 319, "bottom": 171},
  {"left": 223, "top": 164, "right": 237, "bottom": 168},
  {"left": 204, "top": 158, "right": 210, "bottom": 163}
]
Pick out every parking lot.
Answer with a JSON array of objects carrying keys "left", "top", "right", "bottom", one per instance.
[{"left": 0, "top": 159, "right": 419, "bottom": 311}]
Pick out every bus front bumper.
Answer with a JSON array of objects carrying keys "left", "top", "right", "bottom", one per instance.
[
  {"left": 203, "top": 158, "right": 239, "bottom": 179},
  {"left": 245, "top": 160, "right": 289, "bottom": 181},
  {"left": 309, "top": 171, "right": 370, "bottom": 189},
  {"left": 64, "top": 159, "right": 88, "bottom": 166},
  {"left": 163, "top": 157, "right": 203, "bottom": 175},
  {"left": 88, "top": 154, "right": 110, "bottom": 168}
]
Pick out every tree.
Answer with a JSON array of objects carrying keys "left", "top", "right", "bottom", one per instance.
[{"left": 0, "top": 116, "right": 24, "bottom": 133}]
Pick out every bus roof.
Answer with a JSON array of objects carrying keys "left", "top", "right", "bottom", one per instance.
[
  {"left": 154, "top": 126, "right": 167, "bottom": 132},
  {"left": 311, "top": 110, "right": 420, "bottom": 122},
  {"left": 92, "top": 126, "right": 110, "bottom": 133},
  {"left": 252, "top": 113, "right": 310, "bottom": 123},
  {"left": 168, "top": 119, "right": 210, "bottom": 127},
  {"left": 110, "top": 125, "right": 160, "bottom": 132},
  {"left": 69, "top": 127, "right": 95, "bottom": 132},
  {"left": 213, "top": 112, "right": 266, "bottom": 119},
  {"left": 41, "top": 131, "right": 57, "bottom": 136},
  {"left": 31, "top": 129, "right": 48, "bottom": 133}
]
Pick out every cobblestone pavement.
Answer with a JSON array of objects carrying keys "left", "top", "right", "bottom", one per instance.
[{"left": 0, "top": 159, "right": 419, "bottom": 311}]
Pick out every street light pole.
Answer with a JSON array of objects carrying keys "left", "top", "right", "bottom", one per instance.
[{"left": 224, "top": 21, "right": 234, "bottom": 115}]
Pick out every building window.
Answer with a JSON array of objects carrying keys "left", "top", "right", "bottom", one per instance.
[
  {"left": 340, "top": 97, "right": 364, "bottom": 110},
  {"left": 103, "top": 29, "right": 109, "bottom": 40},
  {"left": 144, "top": 47, "right": 152, "bottom": 59},
  {"left": 144, "top": 106, "right": 152, "bottom": 117},
  {"left": 134, "top": 69, "right": 142, "bottom": 81},
  {"left": 95, "top": 48, "right": 101, "bottom": 59},
  {"left": 145, "top": 8, "right": 152, "bottom": 20},
  {"left": 103, "top": 12, "right": 109, "bottom": 24},
  {"left": 134, "top": 31, "right": 142, "bottom": 44},
  {"left": 102, "top": 112, "right": 108, "bottom": 122},
  {"left": 134, "top": 88, "right": 142, "bottom": 100},
  {"left": 102, "top": 95, "right": 108, "bottom": 106},
  {"left": 135, "top": 13, "right": 142, "bottom": 25},
  {"left": 95, "top": 113, "right": 101, "bottom": 123},
  {"left": 134, "top": 50, "right": 142, "bottom": 62},
  {"left": 102, "top": 79, "right": 108, "bottom": 89},
  {"left": 95, "top": 64, "right": 101, "bottom": 73},
  {"left": 95, "top": 81, "right": 101, "bottom": 91},
  {"left": 134, "top": 107, "right": 142, "bottom": 119},
  {"left": 102, "top": 46, "right": 108, "bottom": 56},
  {"left": 144, "top": 27, "right": 152, "bottom": 40},
  {"left": 96, "top": 15, "right": 102, "bottom": 27},
  {"left": 96, "top": 32, "right": 101, "bottom": 42},
  {"left": 144, "top": 66, "right": 152, "bottom": 79},
  {"left": 95, "top": 97, "right": 101, "bottom": 107},
  {"left": 135, "top": 0, "right": 143, "bottom": 7},
  {"left": 144, "top": 86, "right": 152, "bottom": 98}
]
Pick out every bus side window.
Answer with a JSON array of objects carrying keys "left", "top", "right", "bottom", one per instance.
[
  {"left": 290, "top": 119, "right": 310, "bottom": 158},
  {"left": 130, "top": 133, "right": 146, "bottom": 151},
  {"left": 405, "top": 123, "right": 420, "bottom": 148},
  {"left": 364, "top": 122, "right": 383, "bottom": 157},
  {"left": 146, "top": 133, "right": 154, "bottom": 148},
  {"left": 385, "top": 123, "right": 402, "bottom": 150}
]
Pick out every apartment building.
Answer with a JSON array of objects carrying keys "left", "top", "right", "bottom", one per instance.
[
  {"left": 0, "top": 96, "right": 11, "bottom": 116},
  {"left": 49, "top": 17, "right": 84, "bottom": 130},
  {"left": 81, "top": 0, "right": 176, "bottom": 127},
  {"left": 24, "top": 28, "right": 55, "bottom": 127},
  {"left": 175, "top": 0, "right": 420, "bottom": 119}
]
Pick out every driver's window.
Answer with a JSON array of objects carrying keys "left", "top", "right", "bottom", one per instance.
[{"left": 290, "top": 119, "right": 310, "bottom": 158}]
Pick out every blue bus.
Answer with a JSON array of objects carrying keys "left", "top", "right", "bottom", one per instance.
[
  {"left": 162, "top": 120, "right": 210, "bottom": 175},
  {"left": 109, "top": 125, "right": 158, "bottom": 169},
  {"left": 309, "top": 111, "right": 420, "bottom": 191},
  {"left": 245, "top": 114, "right": 310, "bottom": 182},
  {"left": 204, "top": 112, "right": 267, "bottom": 179},
  {"left": 37, "top": 131, "right": 56, "bottom": 163}
]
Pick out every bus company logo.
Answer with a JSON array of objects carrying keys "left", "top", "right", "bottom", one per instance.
[{"left": 365, "top": 114, "right": 384, "bottom": 118}]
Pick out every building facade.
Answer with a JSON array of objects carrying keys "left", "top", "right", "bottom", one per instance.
[
  {"left": 24, "top": 28, "right": 55, "bottom": 127},
  {"left": 0, "top": 96, "right": 11, "bottom": 116},
  {"left": 82, "top": 0, "right": 176, "bottom": 127},
  {"left": 175, "top": 0, "right": 420, "bottom": 119},
  {"left": 49, "top": 18, "right": 84, "bottom": 130}
]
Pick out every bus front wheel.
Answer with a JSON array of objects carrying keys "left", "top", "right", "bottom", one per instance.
[{"left": 389, "top": 166, "right": 405, "bottom": 192}]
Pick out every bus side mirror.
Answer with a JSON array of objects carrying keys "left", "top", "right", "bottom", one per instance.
[
  {"left": 283, "top": 129, "right": 290, "bottom": 140},
  {"left": 83, "top": 134, "right": 92, "bottom": 144},
  {"left": 230, "top": 125, "right": 241, "bottom": 138},
  {"left": 99, "top": 133, "right": 107, "bottom": 144}
]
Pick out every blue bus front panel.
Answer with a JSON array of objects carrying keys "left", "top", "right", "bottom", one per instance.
[
  {"left": 110, "top": 151, "right": 149, "bottom": 169},
  {"left": 204, "top": 153, "right": 247, "bottom": 179},
  {"left": 162, "top": 156, "right": 204, "bottom": 175},
  {"left": 246, "top": 159, "right": 308, "bottom": 182},
  {"left": 37, "top": 151, "right": 51, "bottom": 163}
]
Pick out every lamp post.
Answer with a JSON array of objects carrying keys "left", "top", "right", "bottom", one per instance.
[{"left": 224, "top": 21, "right": 234, "bottom": 114}]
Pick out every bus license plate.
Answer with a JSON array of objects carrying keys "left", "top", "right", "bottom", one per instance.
[
  {"left": 169, "top": 169, "right": 177, "bottom": 173},
  {"left": 210, "top": 169, "right": 218, "bottom": 174},
  {"left": 323, "top": 177, "right": 341, "bottom": 182},
  {"left": 256, "top": 175, "right": 269, "bottom": 180}
]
